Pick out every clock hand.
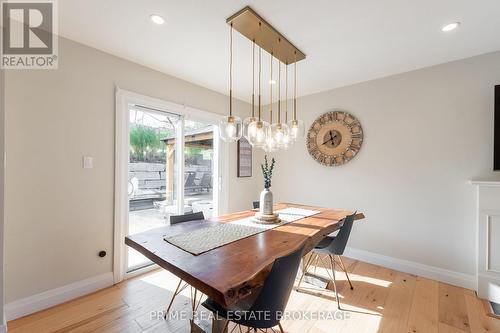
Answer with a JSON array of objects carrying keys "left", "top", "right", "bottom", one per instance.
[
  {"left": 321, "top": 138, "right": 334, "bottom": 145},
  {"left": 321, "top": 131, "right": 336, "bottom": 145}
]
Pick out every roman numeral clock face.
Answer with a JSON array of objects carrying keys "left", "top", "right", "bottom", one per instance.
[{"left": 307, "top": 111, "right": 363, "bottom": 166}]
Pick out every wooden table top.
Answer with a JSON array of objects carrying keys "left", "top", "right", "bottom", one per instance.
[{"left": 125, "top": 203, "right": 365, "bottom": 307}]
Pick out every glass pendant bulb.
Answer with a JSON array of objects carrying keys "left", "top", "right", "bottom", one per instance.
[
  {"left": 263, "top": 129, "right": 277, "bottom": 153},
  {"left": 247, "top": 120, "right": 269, "bottom": 147},
  {"left": 279, "top": 121, "right": 292, "bottom": 150},
  {"left": 270, "top": 122, "right": 290, "bottom": 149},
  {"left": 219, "top": 115, "right": 242, "bottom": 142},
  {"left": 243, "top": 116, "right": 258, "bottom": 141},
  {"left": 281, "top": 130, "right": 292, "bottom": 149},
  {"left": 287, "top": 119, "right": 304, "bottom": 141}
]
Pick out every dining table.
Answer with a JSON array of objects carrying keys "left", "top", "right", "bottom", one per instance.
[{"left": 125, "top": 203, "right": 365, "bottom": 332}]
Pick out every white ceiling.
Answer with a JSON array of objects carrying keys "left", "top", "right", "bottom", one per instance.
[{"left": 60, "top": 0, "right": 500, "bottom": 102}]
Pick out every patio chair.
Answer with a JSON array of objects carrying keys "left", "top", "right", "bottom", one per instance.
[
  {"left": 200, "top": 173, "right": 212, "bottom": 192},
  {"left": 184, "top": 172, "right": 201, "bottom": 193}
]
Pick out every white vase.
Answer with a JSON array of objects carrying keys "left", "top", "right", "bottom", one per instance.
[{"left": 259, "top": 188, "right": 273, "bottom": 215}]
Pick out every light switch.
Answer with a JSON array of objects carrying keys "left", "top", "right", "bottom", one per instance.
[{"left": 83, "top": 156, "right": 93, "bottom": 169}]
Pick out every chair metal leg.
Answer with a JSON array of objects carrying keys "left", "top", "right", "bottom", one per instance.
[
  {"left": 337, "top": 255, "right": 354, "bottom": 290},
  {"left": 229, "top": 323, "right": 239, "bottom": 333},
  {"left": 212, "top": 317, "right": 228, "bottom": 333},
  {"left": 313, "top": 254, "right": 319, "bottom": 276},
  {"left": 222, "top": 320, "right": 229, "bottom": 333},
  {"left": 190, "top": 286, "right": 206, "bottom": 332},
  {"left": 190, "top": 286, "right": 204, "bottom": 311},
  {"left": 317, "top": 255, "right": 334, "bottom": 282},
  {"left": 188, "top": 284, "right": 204, "bottom": 312},
  {"left": 190, "top": 286, "right": 197, "bottom": 332},
  {"left": 165, "top": 278, "right": 183, "bottom": 318},
  {"left": 195, "top": 292, "right": 203, "bottom": 311},
  {"left": 329, "top": 255, "right": 341, "bottom": 310},
  {"left": 296, "top": 254, "right": 314, "bottom": 290},
  {"left": 278, "top": 322, "right": 285, "bottom": 333}
]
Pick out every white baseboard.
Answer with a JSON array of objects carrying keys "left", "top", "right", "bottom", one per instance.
[
  {"left": 5, "top": 272, "right": 114, "bottom": 321},
  {"left": 344, "top": 247, "right": 476, "bottom": 290}
]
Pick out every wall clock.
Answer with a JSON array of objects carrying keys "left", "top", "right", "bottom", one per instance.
[{"left": 307, "top": 111, "right": 363, "bottom": 166}]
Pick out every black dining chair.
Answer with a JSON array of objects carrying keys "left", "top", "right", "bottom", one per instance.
[
  {"left": 202, "top": 245, "right": 304, "bottom": 333},
  {"left": 164, "top": 211, "right": 205, "bottom": 316},
  {"left": 253, "top": 201, "right": 260, "bottom": 209},
  {"left": 296, "top": 213, "right": 356, "bottom": 309},
  {"left": 169, "top": 211, "right": 204, "bottom": 225}
]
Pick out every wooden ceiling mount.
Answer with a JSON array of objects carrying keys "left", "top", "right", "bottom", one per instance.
[{"left": 226, "top": 6, "right": 306, "bottom": 65}]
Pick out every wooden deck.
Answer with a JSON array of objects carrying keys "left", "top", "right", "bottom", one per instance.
[{"left": 7, "top": 257, "right": 500, "bottom": 333}]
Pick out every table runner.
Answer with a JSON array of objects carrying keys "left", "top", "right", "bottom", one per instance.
[{"left": 165, "top": 207, "right": 320, "bottom": 255}]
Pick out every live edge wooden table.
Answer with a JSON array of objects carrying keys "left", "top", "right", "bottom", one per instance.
[{"left": 125, "top": 203, "right": 365, "bottom": 332}]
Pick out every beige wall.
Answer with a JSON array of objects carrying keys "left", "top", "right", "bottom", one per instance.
[
  {"left": 4, "top": 38, "right": 259, "bottom": 303},
  {"left": 271, "top": 51, "right": 500, "bottom": 276}
]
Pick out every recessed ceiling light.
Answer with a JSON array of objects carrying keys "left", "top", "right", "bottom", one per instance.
[
  {"left": 269, "top": 79, "right": 276, "bottom": 85},
  {"left": 150, "top": 14, "right": 165, "bottom": 25},
  {"left": 442, "top": 22, "right": 460, "bottom": 32}
]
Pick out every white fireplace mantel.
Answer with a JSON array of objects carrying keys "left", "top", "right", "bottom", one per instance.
[{"left": 470, "top": 179, "right": 500, "bottom": 304}]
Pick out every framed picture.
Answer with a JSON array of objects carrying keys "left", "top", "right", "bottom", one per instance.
[{"left": 237, "top": 137, "right": 252, "bottom": 177}]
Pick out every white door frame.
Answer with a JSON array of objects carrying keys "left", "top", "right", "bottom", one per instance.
[{"left": 114, "top": 87, "right": 229, "bottom": 283}]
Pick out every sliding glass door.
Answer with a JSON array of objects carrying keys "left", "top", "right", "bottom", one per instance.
[{"left": 126, "top": 104, "right": 220, "bottom": 272}]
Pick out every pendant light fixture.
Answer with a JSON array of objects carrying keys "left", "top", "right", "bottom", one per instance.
[
  {"left": 288, "top": 51, "right": 304, "bottom": 141},
  {"left": 219, "top": 23, "right": 243, "bottom": 142},
  {"left": 246, "top": 45, "right": 269, "bottom": 148},
  {"left": 223, "top": 6, "right": 306, "bottom": 151}
]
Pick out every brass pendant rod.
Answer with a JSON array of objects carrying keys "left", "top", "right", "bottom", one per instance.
[
  {"left": 285, "top": 63, "right": 288, "bottom": 123},
  {"left": 258, "top": 46, "right": 262, "bottom": 121},
  {"left": 293, "top": 51, "right": 297, "bottom": 121},
  {"left": 269, "top": 53, "right": 273, "bottom": 124},
  {"left": 278, "top": 60, "right": 281, "bottom": 124},
  {"left": 229, "top": 23, "right": 233, "bottom": 117},
  {"left": 251, "top": 40, "right": 255, "bottom": 118}
]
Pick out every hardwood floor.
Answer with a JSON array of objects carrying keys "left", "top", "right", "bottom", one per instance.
[{"left": 7, "top": 257, "right": 500, "bottom": 333}]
